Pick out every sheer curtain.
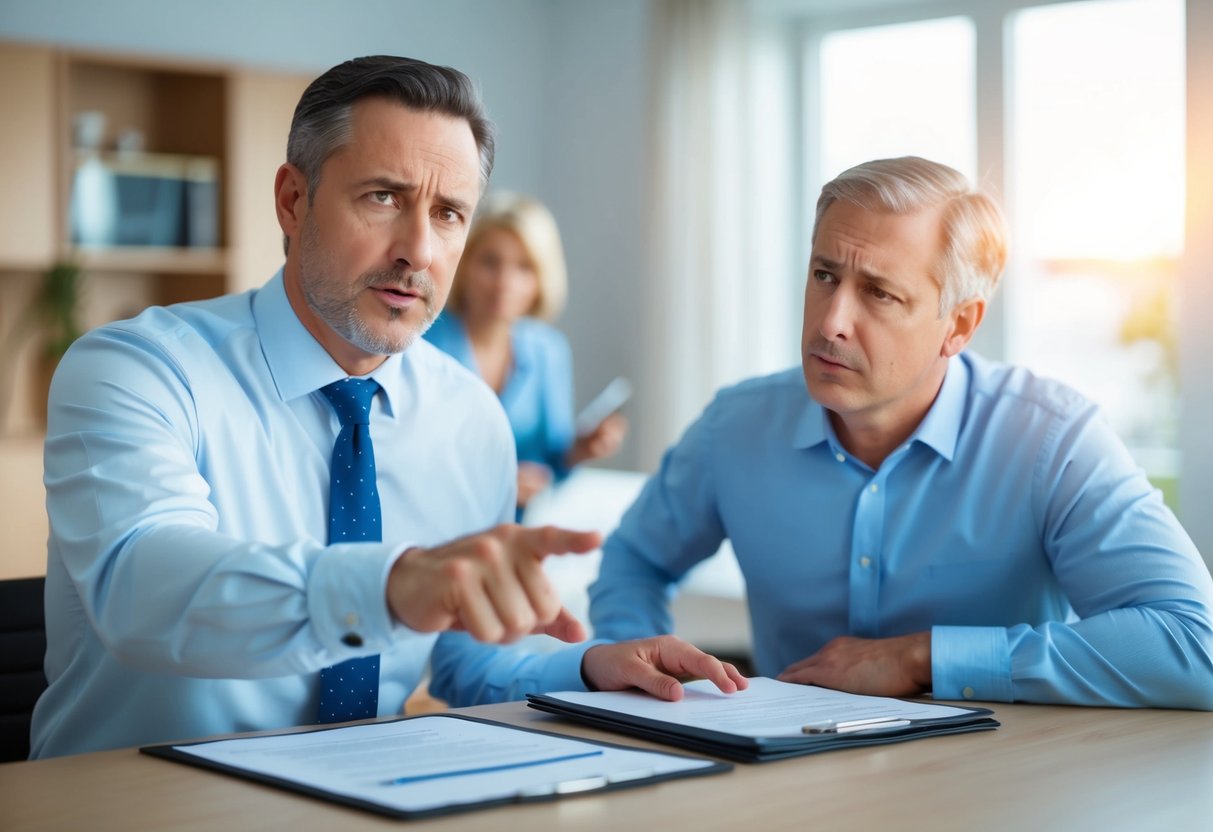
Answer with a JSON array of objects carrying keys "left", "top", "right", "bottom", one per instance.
[{"left": 638, "top": 0, "right": 798, "bottom": 467}]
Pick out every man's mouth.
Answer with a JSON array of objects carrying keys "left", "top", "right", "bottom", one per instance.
[
  {"left": 370, "top": 284, "right": 421, "bottom": 309},
  {"left": 809, "top": 349, "right": 854, "bottom": 372}
]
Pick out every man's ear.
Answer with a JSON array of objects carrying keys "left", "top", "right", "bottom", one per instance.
[
  {"left": 941, "top": 298, "right": 985, "bottom": 358},
  {"left": 274, "top": 163, "right": 308, "bottom": 240}
]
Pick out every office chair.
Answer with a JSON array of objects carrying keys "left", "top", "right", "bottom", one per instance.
[{"left": 0, "top": 576, "right": 47, "bottom": 762}]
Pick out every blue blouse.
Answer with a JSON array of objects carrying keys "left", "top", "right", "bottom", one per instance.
[{"left": 425, "top": 313, "right": 575, "bottom": 478}]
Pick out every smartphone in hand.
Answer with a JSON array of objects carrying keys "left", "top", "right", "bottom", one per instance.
[{"left": 575, "top": 377, "right": 632, "bottom": 436}]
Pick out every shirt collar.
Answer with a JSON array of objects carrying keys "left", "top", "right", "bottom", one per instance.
[
  {"left": 792, "top": 388, "right": 827, "bottom": 450},
  {"left": 789, "top": 354, "right": 969, "bottom": 462},
  {"left": 253, "top": 270, "right": 404, "bottom": 416},
  {"left": 910, "top": 354, "right": 968, "bottom": 461}
]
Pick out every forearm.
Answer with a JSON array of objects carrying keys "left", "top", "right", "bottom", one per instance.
[
  {"left": 55, "top": 521, "right": 410, "bottom": 678},
  {"left": 932, "top": 604, "right": 1213, "bottom": 709},
  {"left": 428, "top": 631, "right": 603, "bottom": 706}
]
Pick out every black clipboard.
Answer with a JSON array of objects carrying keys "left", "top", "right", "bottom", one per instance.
[
  {"left": 527, "top": 683, "right": 998, "bottom": 763},
  {"left": 141, "top": 713, "right": 732, "bottom": 820}
]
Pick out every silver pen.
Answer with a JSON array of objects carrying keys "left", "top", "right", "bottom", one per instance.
[{"left": 802, "top": 716, "right": 913, "bottom": 734}]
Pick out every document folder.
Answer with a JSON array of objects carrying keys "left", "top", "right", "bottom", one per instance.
[
  {"left": 527, "top": 676, "right": 998, "bottom": 763},
  {"left": 141, "top": 713, "right": 730, "bottom": 819}
]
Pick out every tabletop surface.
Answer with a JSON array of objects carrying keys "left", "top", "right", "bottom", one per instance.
[{"left": 2, "top": 698, "right": 1211, "bottom": 831}]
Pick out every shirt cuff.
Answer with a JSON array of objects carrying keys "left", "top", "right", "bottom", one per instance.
[
  {"left": 931, "top": 625, "right": 1013, "bottom": 703},
  {"left": 308, "top": 541, "right": 410, "bottom": 655},
  {"left": 538, "top": 639, "right": 609, "bottom": 693}
]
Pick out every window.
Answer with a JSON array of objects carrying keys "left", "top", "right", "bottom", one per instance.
[
  {"left": 1006, "top": 0, "right": 1185, "bottom": 498},
  {"left": 817, "top": 17, "right": 976, "bottom": 185}
]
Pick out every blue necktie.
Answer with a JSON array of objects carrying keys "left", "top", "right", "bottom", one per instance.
[{"left": 316, "top": 377, "right": 382, "bottom": 723}]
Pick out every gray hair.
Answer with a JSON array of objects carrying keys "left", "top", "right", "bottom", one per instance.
[
  {"left": 283, "top": 56, "right": 496, "bottom": 253},
  {"left": 813, "top": 157, "right": 1008, "bottom": 314}
]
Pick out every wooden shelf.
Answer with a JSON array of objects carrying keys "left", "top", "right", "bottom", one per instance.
[{"left": 73, "top": 245, "right": 228, "bottom": 274}]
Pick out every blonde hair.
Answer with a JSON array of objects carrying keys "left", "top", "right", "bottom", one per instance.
[
  {"left": 814, "top": 157, "right": 1008, "bottom": 314},
  {"left": 449, "top": 192, "right": 568, "bottom": 322}
]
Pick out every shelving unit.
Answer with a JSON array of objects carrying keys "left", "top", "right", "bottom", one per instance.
[
  {"left": 0, "top": 41, "right": 308, "bottom": 434},
  {"left": 58, "top": 52, "right": 229, "bottom": 304}
]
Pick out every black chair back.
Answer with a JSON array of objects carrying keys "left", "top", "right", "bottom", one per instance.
[{"left": 0, "top": 576, "right": 47, "bottom": 762}]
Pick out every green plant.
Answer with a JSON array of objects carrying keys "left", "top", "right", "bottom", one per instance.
[
  {"left": 0, "top": 260, "right": 85, "bottom": 430},
  {"left": 31, "top": 260, "right": 84, "bottom": 359}
]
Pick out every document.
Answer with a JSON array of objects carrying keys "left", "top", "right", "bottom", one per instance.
[
  {"left": 528, "top": 676, "right": 999, "bottom": 762},
  {"left": 141, "top": 714, "right": 729, "bottom": 819}
]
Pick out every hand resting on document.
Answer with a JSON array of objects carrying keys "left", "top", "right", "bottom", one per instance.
[
  {"left": 583, "top": 635, "right": 749, "bottom": 702},
  {"left": 778, "top": 633, "right": 932, "bottom": 697}
]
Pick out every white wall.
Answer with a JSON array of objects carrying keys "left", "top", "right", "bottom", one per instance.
[{"left": 539, "top": 0, "right": 655, "bottom": 471}]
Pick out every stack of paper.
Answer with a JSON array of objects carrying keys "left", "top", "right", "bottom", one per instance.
[{"left": 527, "top": 677, "right": 998, "bottom": 762}]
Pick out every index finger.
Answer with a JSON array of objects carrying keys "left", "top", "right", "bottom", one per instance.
[
  {"left": 685, "top": 653, "right": 747, "bottom": 694},
  {"left": 517, "top": 525, "right": 602, "bottom": 558}
]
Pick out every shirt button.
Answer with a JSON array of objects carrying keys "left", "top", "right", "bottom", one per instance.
[
  {"left": 835, "top": 453, "right": 845, "bottom": 462},
  {"left": 962, "top": 686, "right": 975, "bottom": 699},
  {"left": 859, "top": 556, "right": 872, "bottom": 569},
  {"left": 869, "top": 483, "right": 879, "bottom": 493},
  {"left": 344, "top": 613, "right": 359, "bottom": 628}
]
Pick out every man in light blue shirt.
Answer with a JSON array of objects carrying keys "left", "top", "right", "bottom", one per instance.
[
  {"left": 589, "top": 156, "right": 1213, "bottom": 709},
  {"left": 31, "top": 56, "right": 743, "bottom": 759}
]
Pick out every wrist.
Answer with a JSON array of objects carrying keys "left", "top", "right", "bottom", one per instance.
[
  {"left": 566, "top": 443, "right": 587, "bottom": 468},
  {"left": 908, "top": 631, "right": 932, "bottom": 690},
  {"left": 580, "top": 644, "right": 605, "bottom": 691},
  {"left": 386, "top": 546, "right": 423, "bottom": 624}
]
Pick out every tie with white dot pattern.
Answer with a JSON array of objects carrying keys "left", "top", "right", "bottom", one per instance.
[{"left": 316, "top": 377, "right": 382, "bottom": 723}]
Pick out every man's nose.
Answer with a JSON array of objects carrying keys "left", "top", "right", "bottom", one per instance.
[
  {"left": 818, "top": 287, "right": 855, "bottom": 341},
  {"left": 389, "top": 211, "right": 433, "bottom": 274}
]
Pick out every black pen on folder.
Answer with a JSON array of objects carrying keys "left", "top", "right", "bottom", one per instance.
[{"left": 802, "top": 717, "right": 912, "bottom": 734}]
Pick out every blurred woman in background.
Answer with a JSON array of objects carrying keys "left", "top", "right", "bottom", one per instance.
[{"left": 426, "top": 193, "right": 627, "bottom": 511}]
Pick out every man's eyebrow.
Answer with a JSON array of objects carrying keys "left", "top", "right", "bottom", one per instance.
[
  {"left": 439, "top": 193, "right": 475, "bottom": 216},
  {"left": 811, "top": 254, "right": 901, "bottom": 289},
  {"left": 355, "top": 177, "right": 474, "bottom": 216},
  {"left": 356, "top": 175, "right": 410, "bottom": 192}
]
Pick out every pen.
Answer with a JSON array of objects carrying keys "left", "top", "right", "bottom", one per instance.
[
  {"left": 802, "top": 717, "right": 913, "bottom": 734},
  {"left": 381, "top": 749, "right": 604, "bottom": 786}
]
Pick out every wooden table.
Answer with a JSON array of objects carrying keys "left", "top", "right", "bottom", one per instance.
[{"left": 2, "top": 700, "right": 1210, "bottom": 830}]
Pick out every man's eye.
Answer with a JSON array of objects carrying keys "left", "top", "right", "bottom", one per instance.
[
  {"left": 369, "top": 191, "right": 395, "bottom": 206},
  {"left": 436, "top": 207, "right": 460, "bottom": 223},
  {"left": 813, "top": 270, "right": 836, "bottom": 284},
  {"left": 867, "top": 286, "right": 896, "bottom": 302}
]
